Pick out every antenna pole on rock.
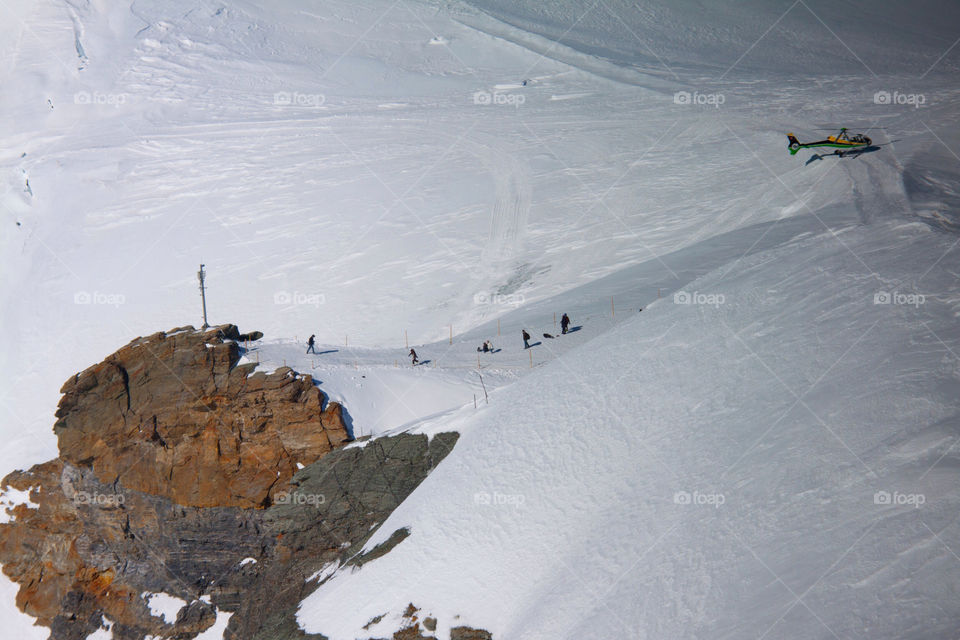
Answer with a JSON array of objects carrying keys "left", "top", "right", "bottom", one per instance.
[{"left": 198, "top": 264, "right": 209, "bottom": 329}]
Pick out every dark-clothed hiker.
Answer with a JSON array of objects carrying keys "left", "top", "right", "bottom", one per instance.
[
  {"left": 409, "top": 348, "right": 419, "bottom": 365},
  {"left": 561, "top": 313, "right": 570, "bottom": 334},
  {"left": 306, "top": 334, "right": 316, "bottom": 354},
  {"left": 522, "top": 330, "right": 531, "bottom": 349}
]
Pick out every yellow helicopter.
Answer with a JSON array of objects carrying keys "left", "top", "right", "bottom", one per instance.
[{"left": 787, "top": 128, "right": 872, "bottom": 157}]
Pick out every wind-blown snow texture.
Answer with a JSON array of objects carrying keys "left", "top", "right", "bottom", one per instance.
[{"left": 2, "top": 0, "right": 960, "bottom": 638}]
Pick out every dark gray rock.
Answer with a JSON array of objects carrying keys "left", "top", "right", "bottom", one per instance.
[{"left": 1, "top": 432, "right": 458, "bottom": 640}]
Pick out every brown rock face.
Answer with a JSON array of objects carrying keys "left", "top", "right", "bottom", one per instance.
[
  {"left": 380, "top": 604, "right": 491, "bottom": 640},
  {"left": 0, "top": 324, "right": 486, "bottom": 640},
  {"left": 0, "top": 433, "right": 461, "bottom": 640},
  {"left": 0, "top": 460, "right": 218, "bottom": 638},
  {"left": 53, "top": 325, "right": 349, "bottom": 508}
]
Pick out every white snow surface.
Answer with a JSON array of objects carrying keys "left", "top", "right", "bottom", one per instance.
[
  {"left": 193, "top": 610, "right": 233, "bottom": 640},
  {"left": 1, "top": 0, "right": 960, "bottom": 638},
  {"left": 85, "top": 616, "right": 113, "bottom": 640},
  {"left": 85, "top": 628, "right": 112, "bottom": 640},
  {"left": 0, "top": 486, "right": 39, "bottom": 524},
  {"left": 140, "top": 592, "right": 186, "bottom": 624}
]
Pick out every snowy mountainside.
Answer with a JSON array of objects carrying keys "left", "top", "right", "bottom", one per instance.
[
  {"left": 301, "top": 216, "right": 960, "bottom": 639},
  {"left": 459, "top": 0, "right": 960, "bottom": 78},
  {"left": 1, "top": 0, "right": 959, "bottom": 638}
]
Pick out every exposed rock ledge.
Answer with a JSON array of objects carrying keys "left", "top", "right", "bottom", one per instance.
[
  {"left": 0, "top": 325, "right": 489, "bottom": 640},
  {"left": 53, "top": 324, "right": 349, "bottom": 509}
]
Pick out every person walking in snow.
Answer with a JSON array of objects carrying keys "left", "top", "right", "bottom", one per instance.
[
  {"left": 522, "top": 329, "right": 531, "bottom": 349},
  {"left": 409, "top": 348, "right": 419, "bottom": 366},
  {"left": 306, "top": 334, "right": 316, "bottom": 354},
  {"left": 561, "top": 313, "right": 570, "bottom": 335}
]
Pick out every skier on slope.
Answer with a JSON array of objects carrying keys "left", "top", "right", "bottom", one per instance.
[
  {"left": 561, "top": 313, "right": 570, "bottom": 335},
  {"left": 522, "top": 329, "right": 531, "bottom": 349},
  {"left": 409, "top": 348, "right": 419, "bottom": 366},
  {"left": 306, "top": 334, "right": 317, "bottom": 354}
]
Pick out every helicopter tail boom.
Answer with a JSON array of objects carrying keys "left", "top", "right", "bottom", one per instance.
[{"left": 787, "top": 133, "right": 802, "bottom": 155}]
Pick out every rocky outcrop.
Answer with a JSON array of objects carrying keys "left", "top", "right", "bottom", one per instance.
[
  {"left": 0, "top": 325, "right": 481, "bottom": 640},
  {"left": 54, "top": 324, "right": 349, "bottom": 508},
  {"left": 368, "top": 604, "right": 492, "bottom": 640},
  {"left": 0, "top": 433, "right": 459, "bottom": 640}
]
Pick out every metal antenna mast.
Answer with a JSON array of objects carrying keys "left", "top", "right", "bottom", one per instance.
[{"left": 198, "top": 264, "right": 209, "bottom": 329}]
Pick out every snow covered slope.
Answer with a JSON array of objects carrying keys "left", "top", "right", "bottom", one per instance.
[
  {"left": 2, "top": 0, "right": 959, "bottom": 638},
  {"left": 300, "top": 215, "right": 960, "bottom": 639}
]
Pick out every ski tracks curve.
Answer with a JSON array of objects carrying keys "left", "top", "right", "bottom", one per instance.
[{"left": 465, "top": 134, "right": 532, "bottom": 274}]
